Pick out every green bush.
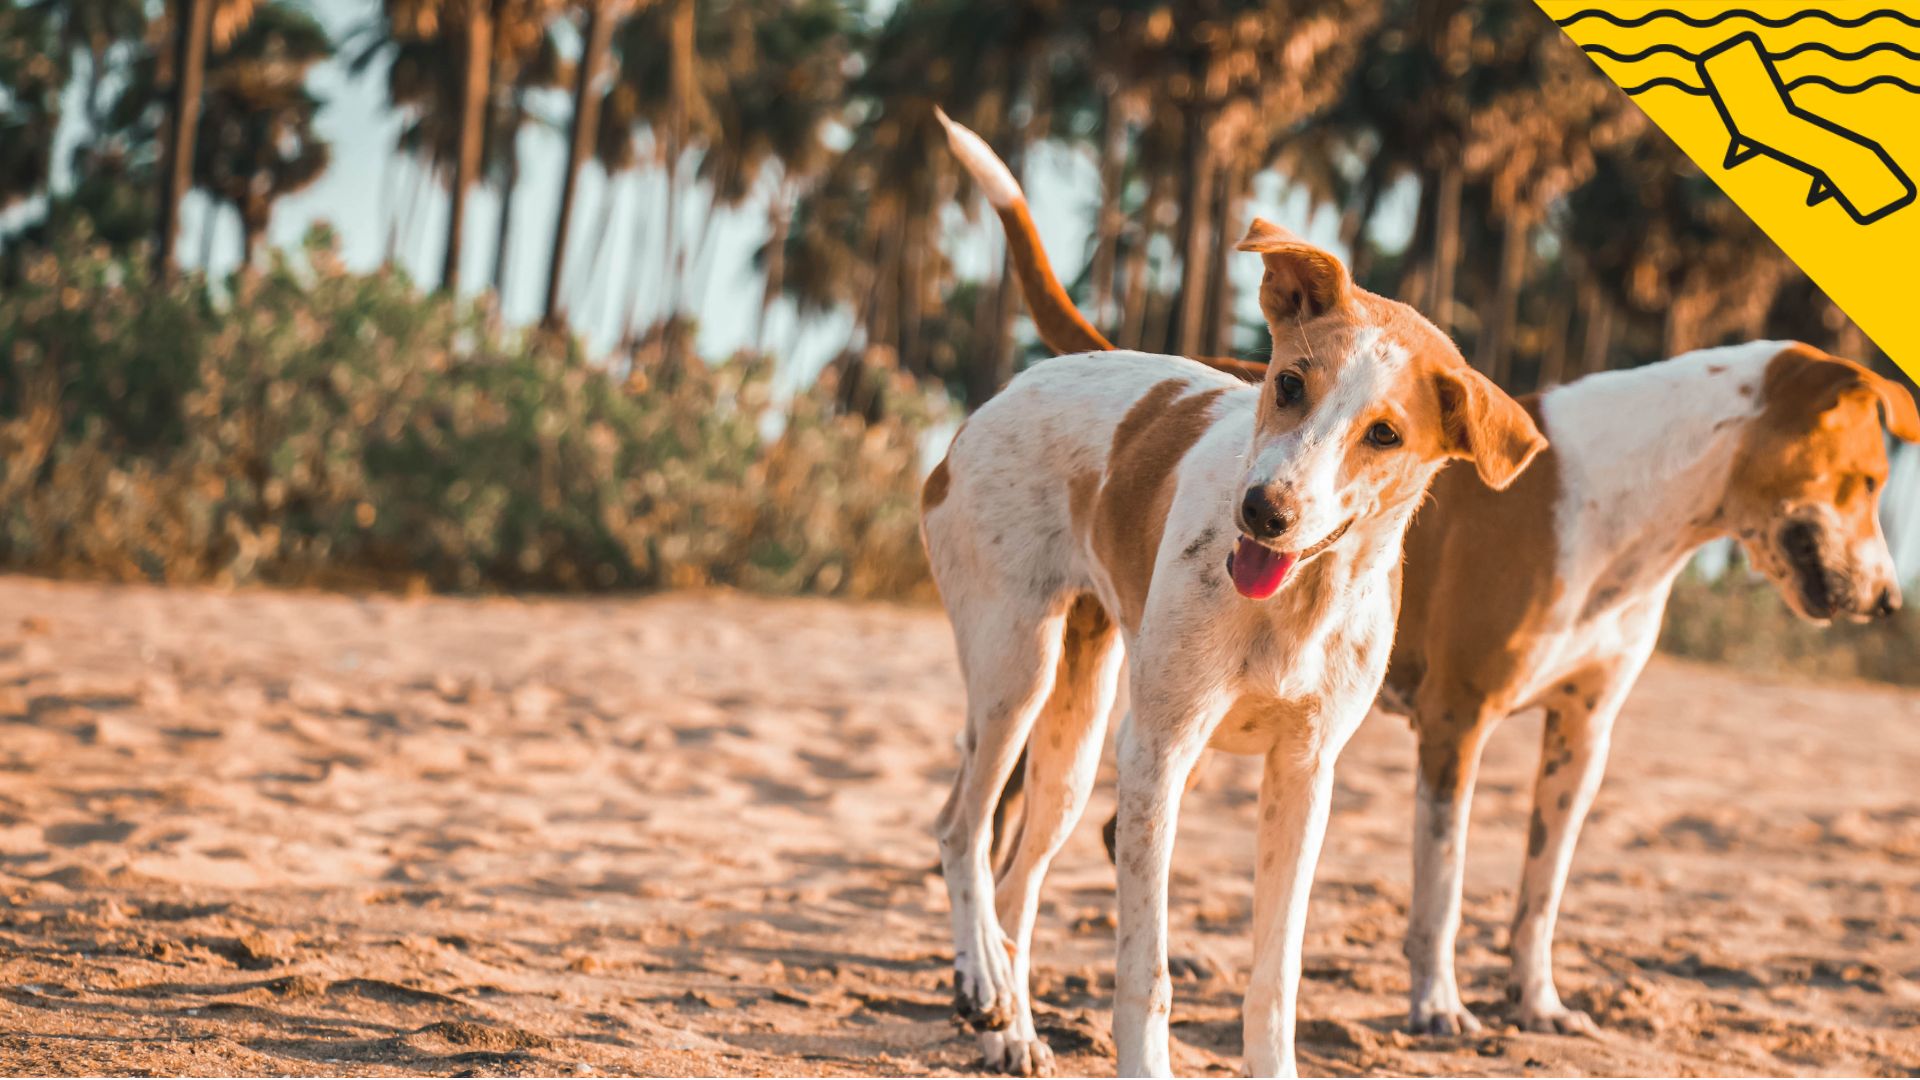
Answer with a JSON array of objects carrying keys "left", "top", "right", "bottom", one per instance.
[
  {"left": 1659, "top": 563, "right": 1920, "bottom": 686},
  {"left": 0, "top": 226, "right": 946, "bottom": 597}
]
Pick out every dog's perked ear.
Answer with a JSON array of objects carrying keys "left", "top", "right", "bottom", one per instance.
[
  {"left": 1236, "top": 218, "right": 1352, "bottom": 323},
  {"left": 1769, "top": 346, "right": 1920, "bottom": 442},
  {"left": 1431, "top": 366, "right": 1548, "bottom": 490}
]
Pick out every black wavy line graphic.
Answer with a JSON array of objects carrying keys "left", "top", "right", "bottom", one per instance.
[
  {"left": 1586, "top": 42, "right": 1920, "bottom": 63},
  {"left": 1621, "top": 77, "right": 1711, "bottom": 95},
  {"left": 1785, "top": 73, "right": 1920, "bottom": 94},
  {"left": 1557, "top": 7, "right": 1920, "bottom": 30},
  {"left": 1620, "top": 73, "right": 1920, "bottom": 96}
]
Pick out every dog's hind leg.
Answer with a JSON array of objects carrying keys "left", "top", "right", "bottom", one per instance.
[
  {"left": 983, "top": 596, "right": 1124, "bottom": 1076},
  {"left": 1508, "top": 657, "right": 1641, "bottom": 1035},
  {"left": 936, "top": 594, "right": 1071, "bottom": 1046}
]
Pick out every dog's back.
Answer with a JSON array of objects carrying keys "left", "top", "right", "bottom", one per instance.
[{"left": 922, "top": 350, "right": 1246, "bottom": 624}]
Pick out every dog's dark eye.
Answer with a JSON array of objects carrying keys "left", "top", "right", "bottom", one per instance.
[
  {"left": 1866, "top": 474, "right": 1880, "bottom": 494},
  {"left": 1366, "top": 421, "right": 1401, "bottom": 448},
  {"left": 1276, "top": 372, "right": 1305, "bottom": 406}
]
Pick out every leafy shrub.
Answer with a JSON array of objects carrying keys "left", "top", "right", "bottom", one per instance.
[
  {"left": 1659, "top": 564, "right": 1920, "bottom": 686},
  {"left": 0, "top": 226, "right": 946, "bottom": 597}
]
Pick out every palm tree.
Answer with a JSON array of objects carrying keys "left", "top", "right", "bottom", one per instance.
[
  {"left": 486, "top": 18, "right": 565, "bottom": 298},
  {"left": 358, "top": 0, "right": 560, "bottom": 290},
  {"left": 544, "top": 0, "right": 635, "bottom": 327},
  {"left": 192, "top": 0, "right": 333, "bottom": 267},
  {"left": 379, "top": 0, "right": 493, "bottom": 292},
  {"left": 153, "top": 0, "right": 257, "bottom": 278}
]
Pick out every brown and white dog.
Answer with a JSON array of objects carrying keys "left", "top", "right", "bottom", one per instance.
[
  {"left": 923, "top": 111, "right": 1543, "bottom": 1077},
  {"left": 1386, "top": 338, "right": 1920, "bottom": 1037},
  {"left": 964, "top": 159, "right": 1920, "bottom": 1041}
]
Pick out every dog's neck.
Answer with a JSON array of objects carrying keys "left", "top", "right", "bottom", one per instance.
[
  {"left": 1275, "top": 499, "right": 1416, "bottom": 620},
  {"left": 1537, "top": 341, "right": 1782, "bottom": 596}
]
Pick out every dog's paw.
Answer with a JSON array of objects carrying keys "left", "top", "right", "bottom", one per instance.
[
  {"left": 1406, "top": 1001, "right": 1484, "bottom": 1037},
  {"left": 979, "top": 1030, "right": 1055, "bottom": 1077},
  {"left": 1167, "top": 953, "right": 1219, "bottom": 982},
  {"left": 1516, "top": 1002, "right": 1599, "bottom": 1037},
  {"left": 952, "top": 963, "right": 1017, "bottom": 1032}
]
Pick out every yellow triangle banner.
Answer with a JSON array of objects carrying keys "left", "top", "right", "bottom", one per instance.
[{"left": 1539, "top": 1, "right": 1920, "bottom": 378}]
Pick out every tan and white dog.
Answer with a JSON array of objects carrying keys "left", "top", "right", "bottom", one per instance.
[
  {"left": 965, "top": 171, "right": 1920, "bottom": 1041},
  {"left": 1385, "top": 338, "right": 1920, "bottom": 1037},
  {"left": 923, "top": 111, "right": 1543, "bottom": 1077}
]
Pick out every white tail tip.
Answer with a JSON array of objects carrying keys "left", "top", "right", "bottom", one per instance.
[{"left": 934, "top": 106, "right": 1024, "bottom": 210}]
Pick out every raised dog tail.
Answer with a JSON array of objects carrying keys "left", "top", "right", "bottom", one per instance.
[
  {"left": 934, "top": 107, "right": 1264, "bottom": 381},
  {"left": 934, "top": 107, "right": 1114, "bottom": 357}
]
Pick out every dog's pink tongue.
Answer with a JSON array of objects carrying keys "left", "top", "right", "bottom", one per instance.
[{"left": 1228, "top": 537, "right": 1297, "bottom": 600}]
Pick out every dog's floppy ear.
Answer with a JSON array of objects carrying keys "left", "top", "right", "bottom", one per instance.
[
  {"left": 1236, "top": 218, "right": 1352, "bottom": 322},
  {"left": 1432, "top": 365, "right": 1547, "bottom": 490},
  {"left": 1844, "top": 365, "right": 1920, "bottom": 442},
  {"left": 1770, "top": 345, "right": 1920, "bottom": 442},
  {"left": 1870, "top": 373, "right": 1920, "bottom": 441}
]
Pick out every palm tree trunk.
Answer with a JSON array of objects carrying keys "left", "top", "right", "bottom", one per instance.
[
  {"left": 544, "top": 0, "right": 617, "bottom": 328},
  {"left": 442, "top": 0, "right": 495, "bottom": 294},
  {"left": 155, "top": 0, "right": 213, "bottom": 280},
  {"left": 1089, "top": 88, "right": 1127, "bottom": 329},
  {"left": 1119, "top": 170, "right": 1163, "bottom": 349},
  {"left": 1172, "top": 108, "right": 1215, "bottom": 357},
  {"left": 618, "top": 171, "right": 655, "bottom": 339},
  {"left": 755, "top": 180, "right": 792, "bottom": 351},
  {"left": 1428, "top": 164, "right": 1463, "bottom": 333},
  {"left": 1204, "top": 160, "right": 1241, "bottom": 356},
  {"left": 659, "top": 0, "right": 695, "bottom": 321},
  {"left": 491, "top": 90, "right": 527, "bottom": 300},
  {"left": 1537, "top": 291, "right": 1571, "bottom": 389},
  {"left": 577, "top": 175, "right": 622, "bottom": 334},
  {"left": 1339, "top": 156, "right": 1389, "bottom": 284},
  {"left": 1579, "top": 277, "right": 1613, "bottom": 376},
  {"left": 1398, "top": 170, "right": 1439, "bottom": 318},
  {"left": 1477, "top": 215, "right": 1527, "bottom": 384},
  {"left": 199, "top": 198, "right": 219, "bottom": 270},
  {"left": 241, "top": 210, "right": 265, "bottom": 269},
  {"left": 899, "top": 187, "right": 929, "bottom": 377},
  {"left": 84, "top": 44, "right": 109, "bottom": 129}
]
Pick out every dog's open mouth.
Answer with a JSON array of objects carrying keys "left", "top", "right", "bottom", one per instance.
[
  {"left": 1226, "top": 519, "right": 1352, "bottom": 601},
  {"left": 1780, "top": 521, "right": 1839, "bottom": 621}
]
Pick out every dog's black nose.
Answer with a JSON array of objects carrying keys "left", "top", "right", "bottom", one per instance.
[
  {"left": 1240, "top": 487, "right": 1292, "bottom": 542},
  {"left": 1872, "top": 587, "right": 1902, "bottom": 619}
]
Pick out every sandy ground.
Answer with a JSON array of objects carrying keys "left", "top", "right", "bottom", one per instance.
[{"left": 1, "top": 577, "right": 1918, "bottom": 1077}]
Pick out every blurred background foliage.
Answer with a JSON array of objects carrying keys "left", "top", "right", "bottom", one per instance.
[
  {"left": 0, "top": 227, "right": 938, "bottom": 596},
  {"left": 0, "top": 0, "right": 1915, "bottom": 675}
]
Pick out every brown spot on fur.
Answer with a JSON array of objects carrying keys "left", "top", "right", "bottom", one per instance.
[
  {"left": 1092, "top": 380, "right": 1226, "bottom": 631},
  {"left": 922, "top": 458, "right": 952, "bottom": 511},
  {"left": 1384, "top": 397, "right": 1562, "bottom": 737},
  {"left": 1528, "top": 808, "right": 1547, "bottom": 857}
]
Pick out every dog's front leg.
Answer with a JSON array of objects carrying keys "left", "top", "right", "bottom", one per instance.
[
  {"left": 1112, "top": 699, "right": 1216, "bottom": 1078},
  {"left": 1241, "top": 741, "right": 1339, "bottom": 1079},
  {"left": 1406, "top": 700, "right": 1498, "bottom": 1036}
]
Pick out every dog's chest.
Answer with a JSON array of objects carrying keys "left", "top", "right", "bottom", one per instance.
[{"left": 1207, "top": 590, "right": 1391, "bottom": 755}]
